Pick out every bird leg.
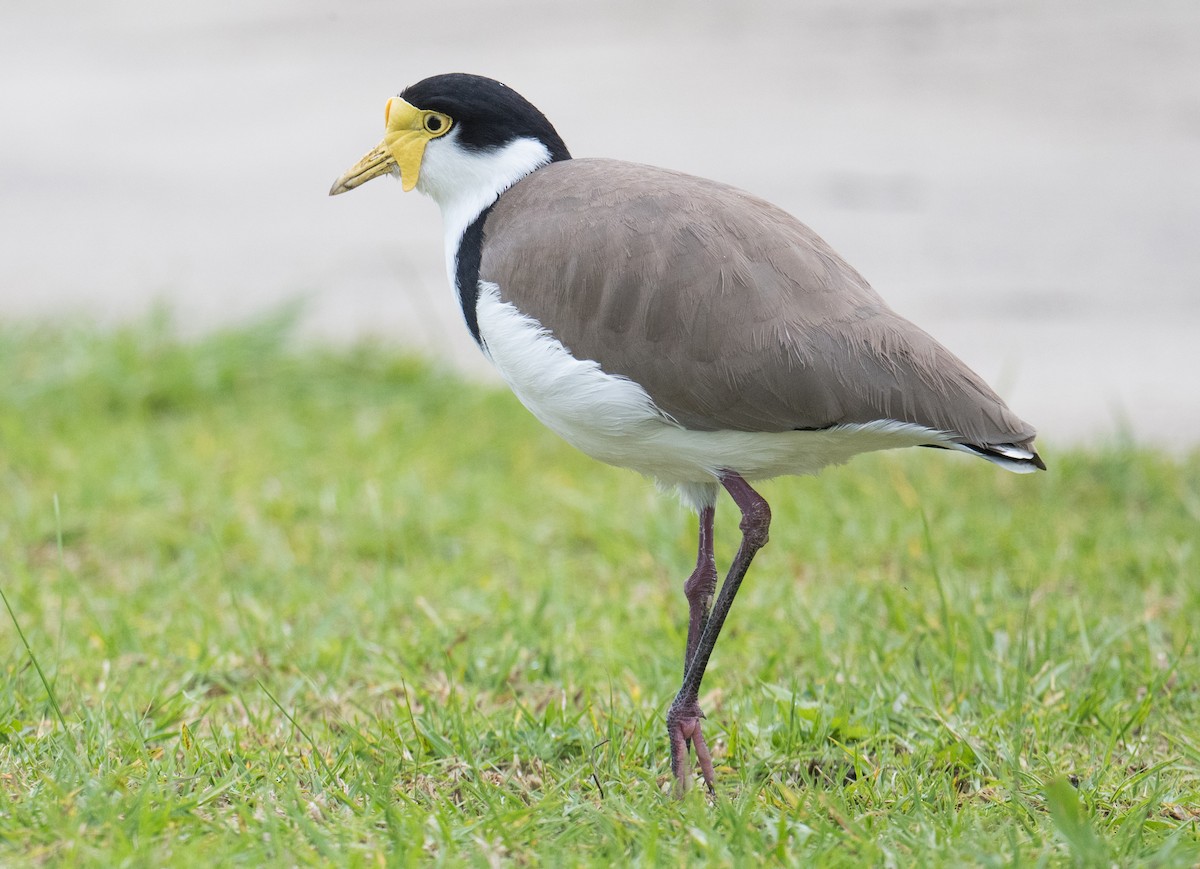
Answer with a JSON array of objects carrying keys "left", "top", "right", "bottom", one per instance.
[
  {"left": 667, "top": 471, "right": 771, "bottom": 795},
  {"left": 668, "top": 503, "right": 719, "bottom": 793},
  {"left": 683, "top": 504, "right": 718, "bottom": 676}
]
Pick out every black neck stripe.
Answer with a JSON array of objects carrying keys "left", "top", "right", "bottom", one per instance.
[{"left": 455, "top": 204, "right": 493, "bottom": 347}]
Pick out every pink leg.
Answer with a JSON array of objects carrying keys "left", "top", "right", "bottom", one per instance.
[
  {"left": 683, "top": 505, "right": 718, "bottom": 675},
  {"left": 666, "top": 471, "right": 771, "bottom": 795}
]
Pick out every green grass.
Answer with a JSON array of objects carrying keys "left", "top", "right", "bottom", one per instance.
[{"left": 1, "top": 314, "right": 1198, "bottom": 866}]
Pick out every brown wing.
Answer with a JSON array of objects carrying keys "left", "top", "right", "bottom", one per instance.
[{"left": 479, "top": 158, "right": 1036, "bottom": 449}]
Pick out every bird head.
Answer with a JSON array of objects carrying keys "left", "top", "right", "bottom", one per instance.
[{"left": 329, "top": 74, "right": 571, "bottom": 207}]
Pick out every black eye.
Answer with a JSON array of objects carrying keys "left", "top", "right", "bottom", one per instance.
[
  {"left": 424, "top": 113, "right": 450, "bottom": 134},
  {"left": 427, "top": 113, "right": 453, "bottom": 137}
]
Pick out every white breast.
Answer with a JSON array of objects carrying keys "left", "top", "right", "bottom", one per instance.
[{"left": 474, "top": 282, "right": 952, "bottom": 497}]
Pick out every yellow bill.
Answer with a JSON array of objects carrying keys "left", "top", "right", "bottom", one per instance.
[{"left": 329, "top": 97, "right": 454, "bottom": 196}]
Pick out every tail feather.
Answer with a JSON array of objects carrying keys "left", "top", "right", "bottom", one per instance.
[{"left": 951, "top": 441, "right": 1047, "bottom": 474}]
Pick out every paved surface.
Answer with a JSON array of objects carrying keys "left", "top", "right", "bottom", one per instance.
[{"left": 3, "top": 1, "right": 1198, "bottom": 447}]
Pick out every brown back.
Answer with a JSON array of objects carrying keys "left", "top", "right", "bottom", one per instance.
[{"left": 479, "top": 158, "right": 1036, "bottom": 448}]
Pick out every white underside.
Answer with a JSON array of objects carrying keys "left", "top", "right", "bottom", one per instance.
[{"left": 475, "top": 283, "right": 959, "bottom": 509}]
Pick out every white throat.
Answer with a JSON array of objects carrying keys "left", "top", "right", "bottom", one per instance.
[{"left": 416, "top": 130, "right": 553, "bottom": 286}]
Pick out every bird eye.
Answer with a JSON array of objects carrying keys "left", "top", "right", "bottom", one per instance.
[{"left": 423, "top": 112, "right": 452, "bottom": 136}]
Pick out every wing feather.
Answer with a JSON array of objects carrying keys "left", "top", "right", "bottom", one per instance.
[{"left": 479, "top": 158, "right": 1037, "bottom": 451}]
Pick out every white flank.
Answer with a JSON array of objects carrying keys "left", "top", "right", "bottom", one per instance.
[{"left": 475, "top": 283, "right": 957, "bottom": 505}]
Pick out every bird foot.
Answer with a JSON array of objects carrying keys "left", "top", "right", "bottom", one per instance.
[{"left": 667, "top": 699, "right": 716, "bottom": 796}]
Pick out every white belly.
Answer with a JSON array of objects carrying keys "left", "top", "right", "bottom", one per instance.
[{"left": 475, "top": 282, "right": 949, "bottom": 492}]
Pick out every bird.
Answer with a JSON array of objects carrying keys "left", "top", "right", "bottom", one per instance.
[{"left": 330, "top": 72, "right": 1044, "bottom": 795}]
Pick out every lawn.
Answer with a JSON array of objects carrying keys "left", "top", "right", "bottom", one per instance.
[{"left": 1, "top": 315, "right": 1198, "bottom": 866}]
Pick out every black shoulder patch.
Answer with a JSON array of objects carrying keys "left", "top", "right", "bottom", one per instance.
[{"left": 455, "top": 205, "right": 493, "bottom": 347}]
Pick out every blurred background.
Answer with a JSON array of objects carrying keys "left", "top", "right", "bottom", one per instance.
[{"left": 3, "top": 0, "right": 1197, "bottom": 446}]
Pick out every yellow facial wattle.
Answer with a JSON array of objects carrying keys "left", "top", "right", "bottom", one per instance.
[{"left": 329, "top": 97, "right": 454, "bottom": 196}]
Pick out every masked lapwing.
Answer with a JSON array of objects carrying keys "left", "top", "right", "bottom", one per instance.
[{"left": 330, "top": 73, "right": 1045, "bottom": 795}]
